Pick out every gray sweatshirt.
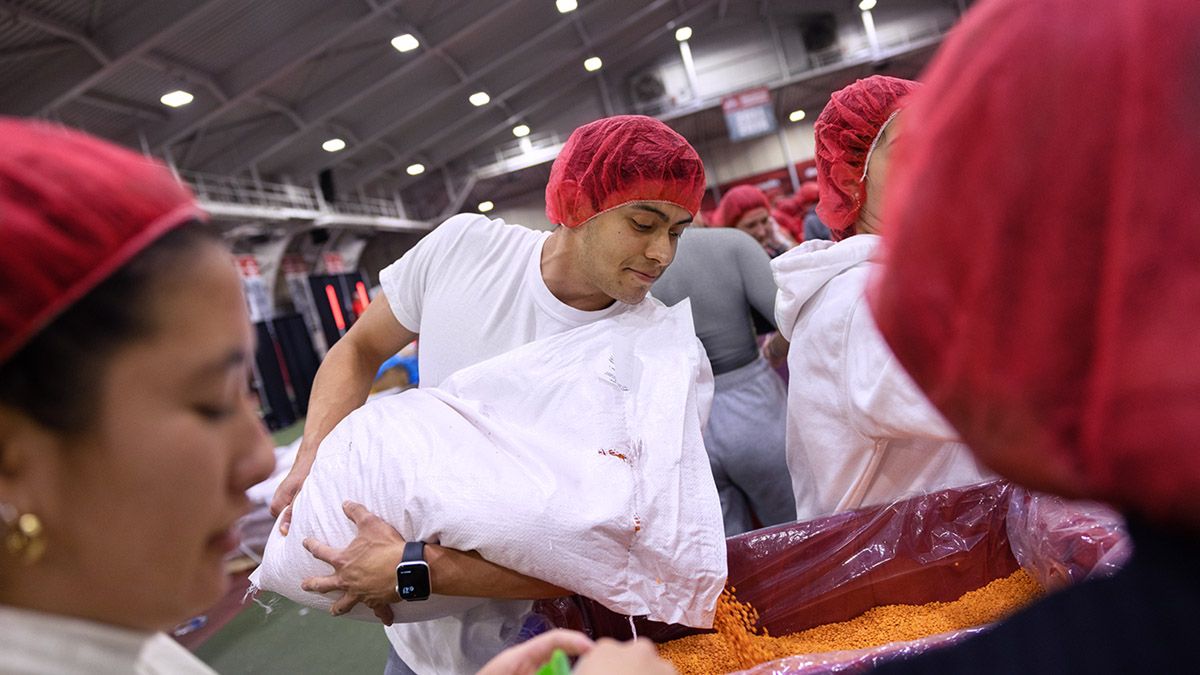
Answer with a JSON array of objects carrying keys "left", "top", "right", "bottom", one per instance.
[{"left": 652, "top": 228, "right": 778, "bottom": 375}]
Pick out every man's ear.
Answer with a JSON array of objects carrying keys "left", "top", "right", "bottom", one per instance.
[{"left": 829, "top": 162, "right": 866, "bottom": 213}]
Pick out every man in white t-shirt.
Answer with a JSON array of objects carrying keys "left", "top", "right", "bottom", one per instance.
[{"left": 269, "top": 115, "right": 708, "bottom": 674}]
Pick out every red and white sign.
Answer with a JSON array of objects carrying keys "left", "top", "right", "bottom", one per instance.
[
  {"left": 323, "top": 252, "right": 345, "bottom": 274},
  {"left": 722, "top": 87, "right": 778, "bottom": 142},
  {"left": 235, "top": 254, "right": 261, "bottom": 278},
  {"left": 282, "top": 254, "right": 309, "bottom": 276}
]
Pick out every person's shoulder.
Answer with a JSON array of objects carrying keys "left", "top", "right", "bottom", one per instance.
[
  {"left": 444, "top": 213, "right": 543, "bottom": 245},
  {"left": 424, "top": 213, "right": 543, "bottom": 256},
  {"left": 696, "top": 227, "right": 763, "bottom": 253}
]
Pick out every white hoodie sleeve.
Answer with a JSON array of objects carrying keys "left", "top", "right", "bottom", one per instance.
[{"left": 843, "top": 295, "right": 961, "bottom": 441}]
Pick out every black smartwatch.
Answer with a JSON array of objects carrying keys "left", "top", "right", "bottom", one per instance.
[{"left": 395, "top": 541, "right": 431, "bottom": 602}]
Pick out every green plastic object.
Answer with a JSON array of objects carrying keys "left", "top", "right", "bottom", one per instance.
[{"left": 536, "top": 648, "right": 571, "bottom": 675}]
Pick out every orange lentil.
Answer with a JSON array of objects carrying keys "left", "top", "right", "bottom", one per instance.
[
  {"left": 659, "top": 569, "right": 1042, "bottom": 675},
  {"left": 599, "top": 449, "right": 631, "bottom": 463}
]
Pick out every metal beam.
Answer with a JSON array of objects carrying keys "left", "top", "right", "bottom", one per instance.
[
  {"left": 438, "top": 171, "right": 478, "bottom": 219},
  {"left": 0, "top": 3, "right": 108, "bottom": 63},
  {"left": 232, "top": 0, "right": 525, "bottom": 174},
  {"left": 76, "top": 91, "right": 170, "bottom": 121},
  {"left": 0, "top": 40, "right": 73, "bottom": 62},
  {"left": 141, "top": 53, "right": 229, "bottom": 103},
  {"left": 146, "top": 0, "right": 406, "bottom": 152},
  {"left": 425, "top": 0, "right": 723, "bottom": 176},
  {"left": 1, "top": 0, "right": 232, "bottom": 116},
  {"left": 276, "top": 0, "right": 616, "bottom": 178},
  {"left": 569, "top": 14, "right": 614, "bottom": 117},
  {"left": 46, "top": 0, "right": 230, "bottom": 114},
  {"left": 330, "top": 0, "right": 649, "bottom": 185},
  {"left": 354, "top": 0, "right": 708, "bottom": 189}
]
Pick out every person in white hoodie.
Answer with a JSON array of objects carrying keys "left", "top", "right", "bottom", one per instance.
[{"left": 771, "top": 76, "right": 992, "bottom": 522}]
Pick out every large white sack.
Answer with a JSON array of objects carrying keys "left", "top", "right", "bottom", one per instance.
[{"left": 249, "top": 302, "right": 726, "bottom": 628}]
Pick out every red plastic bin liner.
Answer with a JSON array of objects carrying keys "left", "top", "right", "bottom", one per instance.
[{"left": 534, "top": 480, "right": 1018, "bottom": 643}]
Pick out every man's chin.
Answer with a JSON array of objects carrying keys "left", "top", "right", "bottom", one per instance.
[{"left": 618, "top": 289, "right": 650, "bottom": 305}]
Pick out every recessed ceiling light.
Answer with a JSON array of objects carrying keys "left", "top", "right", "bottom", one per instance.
[
  {"left": 859, "top": 0, "right": 877, "bottom": 10},
  {"left": 788, "top": 109, "right": 806, "bottom": 123},
  {"left": 556, "top": 0, "right": 578, "bottom": 13},
  {"left": 675, "top": 26, "right": 692, "bottom": 42},
  {"left": 583, "top": 56, "right": 603, "bottom": 72},
  {"left": 406, "top": 163, "right": 425, "bottom": 176},
  {"left": 160, "top": 90, "right": 194, "bottom": 108},
  {"left": 512, "top": 124, "right": 531, "bottom": 138},
  {"left": 322, "top": 138, "right": 346, "bottom": 152},
  {"left": 478, "top": 200, "right": 495, "bottom": 212},
  {"left": 469, "top": 91, "right": 491, "bottom": 107},
  {"left": 391, "top": 34, "right": 419, "bottom": 53}
]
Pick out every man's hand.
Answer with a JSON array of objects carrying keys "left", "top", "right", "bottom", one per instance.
[
  {"left": 269, "top": 441, "right": 317, "bottom": 535},
  {"left": 476, "top": 630, "right": 594, "bottom": 675},
  {"left": 573, "top": 638, "right": 678, "bottom": 675},
  {"left": 300, "top": 500, "right": 406, "bottom": 623},
  {"left": 763, "top": 332, "right": 790, "bottom": 370}
]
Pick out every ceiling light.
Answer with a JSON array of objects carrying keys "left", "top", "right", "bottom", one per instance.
[
  {"left": 512, "top": 124, "right": 531, "bottom": 138},
  {"left": 321, "top": 138, "right": 346, "bottom": 152},
  {"left": 556, "top": 0, "right": 578, "bottom": 13},
  {"left": 160, "top": 90, "right": 194, "bottom": 108},
  {"left": 675, "top": 26, "right": 692, "bottom": 42},
  {"left": 391, "top": 34, "right": 420, "bottom": 53},
  {"left": 583, "top": 56, "right": 602, "bottom": 72},
  {"left": 478, "top": 200, "right": 495, "bottom": 213},
  {"left": 788, "top": 109, "right": 806, "bottom": 123},
  {"left": 859, "top": 0, "right": 877, "bottom": 10},
  {"left": 406, "top": 163, "right": 425, "bottom": 176},
  {"left": 469, "top": 91, "right": 490, "bottom": 107}
]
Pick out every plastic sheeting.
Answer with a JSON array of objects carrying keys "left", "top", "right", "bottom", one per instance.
[
  {"left": 1005, "top": 487, "right": 1130, "bottom": 592},
  {"left": 534, "top": 480, "right": 1129, "bottom": 674}
]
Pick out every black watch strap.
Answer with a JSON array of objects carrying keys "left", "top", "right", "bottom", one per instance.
[{"left": 402, "top": 540, "right": 425, "bottom": 563}]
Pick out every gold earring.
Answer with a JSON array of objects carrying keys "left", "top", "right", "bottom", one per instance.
[{"left": 0, "top": 502, "right": 45, "bottom": 565}]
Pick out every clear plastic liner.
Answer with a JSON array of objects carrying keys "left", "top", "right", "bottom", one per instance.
[
  {"left": 1004, "top": 487, "right": 1129, "bottom": 591},
  {"left": 532, "top": 480, "right": 1131, "bottom": 674}
]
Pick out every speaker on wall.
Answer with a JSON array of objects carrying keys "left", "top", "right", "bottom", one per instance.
[
  {"left": 799, "top": 13, "right": 838, "bottom": 53},
  {"left": 319, "top": 168, "right": 336, "bottom": 204}
]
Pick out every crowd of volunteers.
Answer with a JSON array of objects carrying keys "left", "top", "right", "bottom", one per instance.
[{"left": 1, "top": 0, "right": 1195, "bottom": 672}]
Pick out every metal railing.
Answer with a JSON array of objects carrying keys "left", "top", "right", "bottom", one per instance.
[{"left": 179, "top": 170, "right": 418, "bottom": 225}]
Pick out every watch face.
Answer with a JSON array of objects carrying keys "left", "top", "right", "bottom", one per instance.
[{"left": 396, "top": 561, "right": 431, "bottom": 601}]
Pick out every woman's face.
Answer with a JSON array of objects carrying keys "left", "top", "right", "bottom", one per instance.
[
  {"left": 734, "top": 206, "right": 772, "bottom": 245},
  {"left": 859, "top": 112, "right": 903, "bottom": 235},
  {"left": 24, "top": 242, "right": 275, "bottom": 630}
]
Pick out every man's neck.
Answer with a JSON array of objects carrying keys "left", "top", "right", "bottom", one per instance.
[{"left": 540, "top": 229, "right": 616, "bottom": 312}]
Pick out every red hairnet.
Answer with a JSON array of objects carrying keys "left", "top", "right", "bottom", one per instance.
[
  {"left": 868, "top": 0, "right": 1200, "bottom": 528},
  {"left": 714, "top": 185, "right": 770, "bottom": 229},
  {"left": 545, "top": 115, "right": 705, "bottom": 228},
  {"left": 771, "top": 200, "right": 801, "bottom": 242},
  {"left": 797, "top": 181, "right": 820, "bottom": 210},
  {"left": 0, "top": 119, "right": 203, "bottom": 364},
  {"left": 813, "top": 76, "right": 919, "bottom": 240}
]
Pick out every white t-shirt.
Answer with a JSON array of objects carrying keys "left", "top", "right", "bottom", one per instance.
[
  {"left": 376, "top": 213, "right": 670, "bottom": 675},
  {"left": 380, "top": 213, "right": 657, "bottom": 388}
]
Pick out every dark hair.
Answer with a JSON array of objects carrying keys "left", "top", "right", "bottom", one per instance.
[{"left": 0, "top": 225, "right": 221, "bottom": 433}]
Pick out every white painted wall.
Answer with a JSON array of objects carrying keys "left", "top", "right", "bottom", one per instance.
[
  {"left": 701, "top": 121, "right": 816, "bottom": 188},
  {"left": 489, "top": 201, "right": 556, "bottom": 232}
]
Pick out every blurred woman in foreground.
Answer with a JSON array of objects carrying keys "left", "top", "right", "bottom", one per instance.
[
  {"left": 867, "top": 0, "right": 1200, "bottom": 671},
  {"left": 0, "top": 119, "right": 670, "bottom": 675}
]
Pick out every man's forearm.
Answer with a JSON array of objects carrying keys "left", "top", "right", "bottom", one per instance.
[
  {"left": 299, "top": 340, "right": 380, "bottom": 456},
  {"left": 427, "top": 545, "right": 571, "bottom": 599}
]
